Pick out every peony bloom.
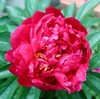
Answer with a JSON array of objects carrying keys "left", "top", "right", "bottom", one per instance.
[{"left": 5, "top": 6, "right": 91, "bottom": 93}]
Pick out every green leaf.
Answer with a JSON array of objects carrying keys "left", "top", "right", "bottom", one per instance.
[
  {"left": 56, "top": 90, "right": 86, "bottom": 99},
  {"left": 0, "top": 16, "right": 13, "bottom": 25},
  {"left": 82, "top": 17, "right": 100, "bottom": 27},
  {"left": 0, "top": 0, "right": 6, "bottom": 13},
  {"left": 89, "top": 71, "right": 100, "bottom": 79},
  {"left": 79, "top": 91, "right": 87, "bottom": 99},
  {"left": 13, "top": 86, "right": 41, "bottom": 99},
  {"left": 6, "top": 24, "right": 16, "bottom": 33},
  {"left": 0, "top": 76, "right": 19, "bottom": 99},
  {"left": 0, "top": 79, "right": 6, "bottom": 85},
  {"left": 87, "top": 32, "right": 100, "bottom": 49},
  {"left": 0, "top": 70, "right": 13, "bottom": 79},
  {"left": 0, "top": 16, "right": 9, "bottom": 25},
  {"left": 0, "top": 77, "right": 15, "bottom": 94},
  {"left": 6, "top": 6, "right": 26, "bottom": 25},
  {"left": 37, "top": 0, "right": 51, "bottom": 12},
  {"left": 0, "top": 63, "right": 10, "bottom": 72},
  {"left": 94, "top": 42, "right": 100, "bottom": 53},
  {"left": 86, "top": 73, "right": 100, "bottom": 94},
  {"left": 0, "top": 51, "right": 7, "bottom": 66},
  {"left": 62, "top": 3, "right": 76, "bottom": 17},
  {"left": 40, "top": 91, "right": 56, "bottom": 99},
  {"left": 26, "top": 87, "right": 41, "bottom": 99},
  {"left": 13, "top": 86, "right": 30, "bottom": 99},
  {"left": 82, "top": 83, "right": 92, "bottom": 99},
  {"left": 96, "top": 95, "right": 100, "bottom": 99},
  {"left": 56, "top": 90, "right": 72, "bottom": 99},
  {"left": 72, "top": 92, "right": 88, "bottom": 99},
  {"left": 89, "top": 53, "right": 100, "bottom": 70},
  {"left": 0, "top": 32, "right": 11, "bottom": 51},
  {"left": 0, "top": 24, "right": 16, "bottom": 33},
  {"left": 75, "top": 0, "right": 100, "bottom": 21},
  {"left": 0, "top": 25, "right": 8, "bottom": 33},
  {"left": 25, "top": 0, "right": 51, "bottom": 16},
  {"left": 25, "top": 0, "right": 38, "bottom": 16}
]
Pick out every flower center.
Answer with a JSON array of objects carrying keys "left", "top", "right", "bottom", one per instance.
[
  {"left": 56, "top": 54, "right": 61, "bottom": 58},
  {"left": 40, "top": 66, "right": 51, "bottom": 71},
  {"left": 34, "top": 53, "right": 43, "bottom": 59}
]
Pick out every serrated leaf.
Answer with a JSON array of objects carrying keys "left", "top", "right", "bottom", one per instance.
[
  {"left": 0, "top": 76, "right": 18, "bottom": 99},
  {"left": 0, "top": 70, "right": 13, "bottom": 79},
  {"left": 6, "top": 6, "right": 26, "bottom": 25},
  {"left": 86, "top": 73, "right": 100, "bottom": 94},
  {"left": 89, "top": 53, "right": 100, "bottom": 70},
  {"left": 0, "top": 0, "right": 6, "bottom": 13},
  {"left": 75, "top": 0, "right": 100, "bottom": 21},
  {"left": 0, "top": 32, "right": 11, "bottom": 51},
  {"left": 87, "top": 32, "right": 100, "bottom": 49},
  {"left": 26, "top": 87, "right": 41, "bottom": 99},
  {"left": 62, "top": 3, "right": 76, "bottom": 17},
  {"left": 82, "top": 17, "right": 100, "bottom": 27}
]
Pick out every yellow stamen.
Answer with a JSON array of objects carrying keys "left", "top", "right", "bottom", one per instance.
[
  {"left": 56, "top": 54, "right": 61, "bottom": 58},
  {"left": 34, "top": 53, "right": 43, "bottom": 58},
  {"left": 34, "top": 53, "right": 47, "bottom": 60},
  {"left": 39, "top": 64, "right": 48, "bottom": 71},
  {"left": 44, "top": 67, "right": 48, "bottom": 71},
  {"left": 39, "top": 67, "right": 45, "bottom": 70}
]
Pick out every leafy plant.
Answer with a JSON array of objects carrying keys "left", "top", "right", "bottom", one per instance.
[{"left": 0, "top": 0, "right": 100, "bottom": 99}]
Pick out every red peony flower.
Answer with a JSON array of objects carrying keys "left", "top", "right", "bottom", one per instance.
[{"left": 5, "top": 6, "right": 91, "bottom": 93}]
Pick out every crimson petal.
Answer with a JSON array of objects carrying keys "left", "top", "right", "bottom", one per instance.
[
  {"left": 65, "top": 17, "right": 88, "bottom": 35},
  {"left": 32, "top": 11, "right": 45, "bottom": 24},
  {"left": 18, "top": 76, "right": 33, "bottom": 87},
  {"left": 46, "top": 6, "right": 64, "bottom": 17}
]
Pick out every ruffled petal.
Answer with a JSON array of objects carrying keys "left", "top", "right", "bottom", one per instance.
[
  {"left": 5, "top": 50, "right": 13, "bottom": 62},
  {"left": 18, "top": 76, "right": 33, "bottom": 87},
  {"left": 46, "top": 6, "right": 64, "bottom": 17},
  {"left": 65, "top": 17, "right": 88, "bottom": 35},
  {"left": 22, "top": 18, "right": 32, "bottom": 25},
  {"left": 32, "top": 11, "right": 45, "bottom": 24},
  {"left": 10, "top": 25, "right": 31, "bottom": 48},
  {"left": 9, "top": 65, "right": 20, "bottom": 76},
  {"left": 32, "top": 78, "right": 62, "bottom": 91}
]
